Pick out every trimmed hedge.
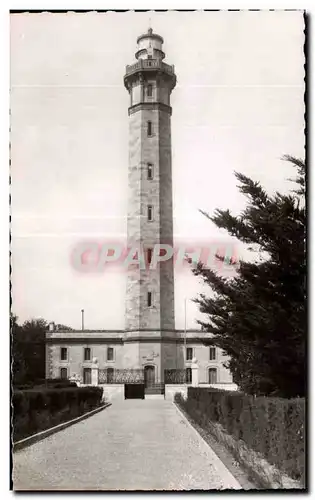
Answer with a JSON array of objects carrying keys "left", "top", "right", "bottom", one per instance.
[
  {"left": 14, "top": 378, "right": 77, "bottom": 390},
  {"left": 175, "top": 387, "right": 305, "bottom": 482},
  {"left": 13, "top": 386, "right": 103, "bottom": 441}
]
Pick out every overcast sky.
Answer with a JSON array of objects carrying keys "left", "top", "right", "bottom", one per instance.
[{"left": 10, "top": 10, "right": 305, "bottom": 329}]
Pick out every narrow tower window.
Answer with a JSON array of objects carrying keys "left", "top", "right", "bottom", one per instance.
[
  {"left": 147, "top": 121, "right": 152, "bottom": 136},
  {"left": 147, "top": 248, "right": 153, "bottom": 265},
  {"left": 147, "top": 291, "right": 152, "bottom": 307},
  {"left": 147, "top": 84, "right": 153, "bottom": 97},
  {"left": 147, "top": 163, "right": 153, "bottom": 180},
  {"left": 147, "top": 205, "right": 153, "bottom": 221}
]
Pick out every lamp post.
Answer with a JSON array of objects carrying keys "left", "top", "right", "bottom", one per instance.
[
  {"left": 184, "top": 298, "right": 187, "bottom": 352},
  {"left": 81, "top": 309, "right": 84, "bottom": 331},
  {"left": 184, "top": 298, "right": 187, "bottom": 384}
]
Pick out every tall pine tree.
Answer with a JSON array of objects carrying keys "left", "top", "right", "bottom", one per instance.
[{"left": 193, "top": 156, "right": 306, "bottom": 397}]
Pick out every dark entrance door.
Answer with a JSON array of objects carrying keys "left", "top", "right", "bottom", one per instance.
[
  {"left": 124, "top": 384, "right": 144, "bottom": 399},
  {"left": 144, "top": 365, "right": 155, "bottom": 388}
]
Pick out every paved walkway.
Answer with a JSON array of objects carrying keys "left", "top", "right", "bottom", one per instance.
[{"left": 13, "top": 400, "right": 241, "bottom": 491}]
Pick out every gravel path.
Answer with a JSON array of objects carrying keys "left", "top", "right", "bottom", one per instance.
[{"left": 13, "top": 399, "right": 242, "bottom": 491}]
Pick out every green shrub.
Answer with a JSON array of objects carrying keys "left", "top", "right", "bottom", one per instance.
[
  {"left": 12, "top": 386, "right": 103, "bottom": 441},
  {"left": 177, "top": 387, "right": 305, "bottom": 482},
  {"left": 14, "top": 379, "right": 77, "bottom": 390}
]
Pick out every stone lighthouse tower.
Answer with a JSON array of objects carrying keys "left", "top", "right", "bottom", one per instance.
[{"left": 123, "top": 28, "right": 179, "bottom": 385}]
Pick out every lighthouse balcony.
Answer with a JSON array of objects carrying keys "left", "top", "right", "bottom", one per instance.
[{"left": 124, "top": 58, "right": 175, "bottom": 78}]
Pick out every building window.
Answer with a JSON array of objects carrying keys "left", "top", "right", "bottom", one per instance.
[
  {"left": 186, "top": 368, "right": 192, "bottom": 384},
  {"left": 186, "top": 347, "right": 193, "bottom": 361},
  {"left": 83, "top": 368, "right": 92, "bottom": 385},
  {"left": 209, "top": 347, "right": 216, "bottom": 360},
  {"left": 84, "top": 347, "right": 91, "bottom": 361},
  {"left": 147, "top": 121, "right": 152, "bottom": 136},
  {"left": 147, "top": 205, "right": 153, "bottom": 221},
  {"left": 60, "top": 347, "right": 67, "bottom": 361},
  {"left": 208, "top": 368, "right": 218, "bottom": 384},
  {"left": 147, "top": 163, "right": 153, "bottom": 180},
  {"left": 147, "top": 291, "right": 152, "bottom": 307},
  {"left": 60, "top": 367, "right": 68, "bottom": 380},
  {"left": 107, "top": 367, "right": 114, "bottom": 383},
  {"left": 107, "top": 347, "right": 114, "bottom": 361},
  {"left": 147, "top": 248, "right": 153, "bottom": 265},
  {"left": 147, "top": 84, "right": 153, "bottom": 97}
]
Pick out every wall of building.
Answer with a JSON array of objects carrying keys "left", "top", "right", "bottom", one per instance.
[
  {"left": 161, "top": 341, "right": 183, "bottom": 373},
  {"left": 126, "top": 105, "right": 175, "bottom": 336},
  {"left": 101, "top": 384, "right": 125, "bottom": 402},
  {"left": 139, "top": 108, "right": 164, "bottom": 332},
  {"left": 158, "top": 109, "right": 175, "bottom": 332},
  {"left": 121, "top": 341, "right": 140, "bottom": 369},
  {"left": 183, "top": 343, "right": 233, "bottom": 384},
  {"left": 130, "top": 78, "right": 170, "bottom": 107},
  {"left": 47, "top": 343, "right": 124, "bottom": 380},
  {"left": 132, "top": 83, "right": 142, "bottom": 105},
  {"left": 126, "top": 108, "right": 162, "bottom": 332},
  {"left": 46, "top": 331, "right": 233, "bottom": 385}
]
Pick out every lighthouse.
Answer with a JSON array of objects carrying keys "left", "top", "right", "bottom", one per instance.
[
  {"left": 123, "top": 28, "right": 180, "bottom": 384},
  {"left": 45, "top": 29, "right": 234, "bottom": 393}
]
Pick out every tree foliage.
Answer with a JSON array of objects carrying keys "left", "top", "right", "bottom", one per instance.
[
  {"left": 11, "top": 313, "right": 27, "bottom": 385},
  {"left": 11, "top": 316, "right": 48, "bottom": 385},
  {"left": 193, "top": 156, "right": 306, "bottom": 397},
  {"left": 11, "top": 317, "right": 75, "bottom": 385}
]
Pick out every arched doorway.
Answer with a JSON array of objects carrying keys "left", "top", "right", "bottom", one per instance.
[
  {"left": 144, "top": 365, "right": 155, "bottom": 388},
  {"left": 208, "top": 367, "right": 217, "bottom": 384}
]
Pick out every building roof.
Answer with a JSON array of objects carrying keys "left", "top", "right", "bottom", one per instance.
[{"left": 136, "top": 28, "right": 164, "bottom": 45}]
